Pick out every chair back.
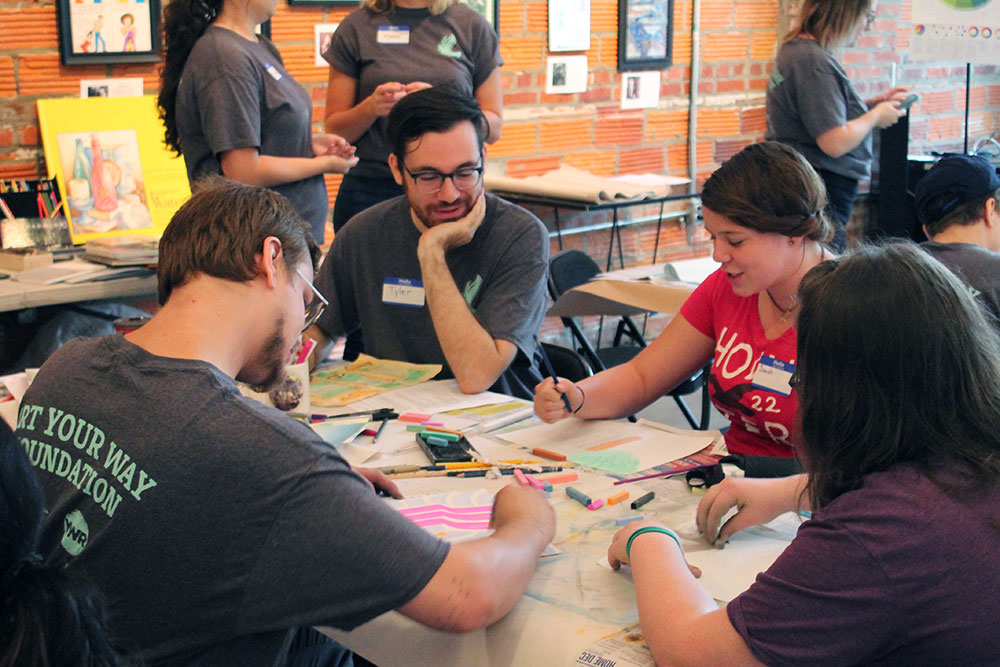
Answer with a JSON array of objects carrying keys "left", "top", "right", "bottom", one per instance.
[
  {"left": 548, "top": 249, "right": 601, "bottom": 299},
  {"left": 540, "top": 342, "right": 593, "bottom": 383}
]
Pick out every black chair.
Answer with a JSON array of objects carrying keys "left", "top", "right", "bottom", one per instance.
[
  {"left": 540, "top": 342, "right": 593, "bottom": 383},
  {"left": 548, "top": 249, "right": 711, "bottom": 429}
]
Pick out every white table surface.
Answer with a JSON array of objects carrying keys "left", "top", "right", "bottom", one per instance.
[{"left": 312, "top": 386, "right": 798, "bottom": 666}]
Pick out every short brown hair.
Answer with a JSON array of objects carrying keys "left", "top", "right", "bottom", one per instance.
[
  {"left": 157, "top": 176, "right": 320, "bottom": 305},
  {"left": 701, "top": 141, "right": 833, "bottom": 242},
  {"left": 923, "top": 187, "right": 1000, "bottom": 237},
  {"left": 787, "top": 0, "right": 871, "bottom": 49}
]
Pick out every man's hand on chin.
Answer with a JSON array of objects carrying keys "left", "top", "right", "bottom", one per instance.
[{"left": 420, "top": 192, "right": 486, "bottom": 255}]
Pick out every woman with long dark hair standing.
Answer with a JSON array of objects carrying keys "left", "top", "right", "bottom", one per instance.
[{"left": 158, "top": 0, "right": 358, "bottom": 243}]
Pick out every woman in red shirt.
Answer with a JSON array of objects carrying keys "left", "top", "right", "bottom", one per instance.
[{"left": 533, "top": 142, "right": 832, "bottom": 457}]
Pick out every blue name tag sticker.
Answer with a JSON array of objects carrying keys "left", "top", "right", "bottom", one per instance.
[
  {"left": 751, "top": 355, "right": 795, "bottom": 397},
  {"left": 377, "top": 26, "right": 410, "bottom": 44},
  {"left": 263, "top": 62, "right": 282, "bottom": 81},
  {"left": 382, "top": 277, "right": 425, "bottom": 307}
]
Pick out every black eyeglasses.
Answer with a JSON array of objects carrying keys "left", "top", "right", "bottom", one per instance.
[
  {"left": 294, "top": 267, "right": 328, "bottom": 332},
  {"left": 400, "top": 156, "right": 485, "bottom": 195}
]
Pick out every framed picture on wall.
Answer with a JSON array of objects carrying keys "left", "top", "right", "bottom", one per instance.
[
  {"left": 288, "top": 0, "right": 355, "bottom": 6},
  {"left": 548, "top": 0, "right": 591, "bottom": 52},
  {"left": 57, "top": 0, "right": 161, "bottom": 65},
  {"left": 460, "top": 0, "right": 499, "bottom": 32},
  {"left": 618, "top": 0, "right": 673, "bottom": 71}
]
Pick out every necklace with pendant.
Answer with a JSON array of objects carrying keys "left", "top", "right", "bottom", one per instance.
[{"left": 766, "top": 289, "right": 797, "bottom": 324}]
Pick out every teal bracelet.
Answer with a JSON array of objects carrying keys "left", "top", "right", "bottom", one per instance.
[{"left": 625, "top": 526, "right": 682, "bottom": 561}]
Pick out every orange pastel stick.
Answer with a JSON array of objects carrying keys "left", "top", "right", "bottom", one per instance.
[
  {"left": 532, "top": 447, "right": 567, "bottom": 461},
  {"left": 541, "top": 472, "right": 578, "bottom": 484},
  {"left": 607, "top": 491, "right": 630, "bottom": 505}
]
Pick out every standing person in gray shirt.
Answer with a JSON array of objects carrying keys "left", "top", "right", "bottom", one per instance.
[
  {"left": 766, "top": 0, "right": 907, "bottom": 250},
  {"left": 158, "top": 0, "right": 359, "bottom": 244},
  {"left": 323, "top": 0, "right": 503, "bottom": 233},
  {"left": 915, "top": 154, "right": 1000, "bottom": 329}
]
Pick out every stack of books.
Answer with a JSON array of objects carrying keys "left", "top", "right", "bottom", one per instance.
[{"left": 84, "top": 235, "right": 159, "bottom": 267}]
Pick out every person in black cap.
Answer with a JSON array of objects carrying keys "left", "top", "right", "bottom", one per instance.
[{"left": 915, "top": 153, "right": 1000, "bottom": 328}]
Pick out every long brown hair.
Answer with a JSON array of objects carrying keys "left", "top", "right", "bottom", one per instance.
[
  {"left": 796, "top": 244, "right": 1000, "bottom": 509},
  {"left": 158, "top": 0, "right": 225, "bottom": 155}
]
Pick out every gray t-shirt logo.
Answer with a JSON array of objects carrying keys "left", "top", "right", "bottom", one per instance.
[
  {"left": 437, "top": 34, "right": 463, "bottom": 58},
  {"left": 62, "top": 509, "right": 89, "bottom": 556},
  {"left": 463, "top": 274, "right": 482, "bottom": 311}
]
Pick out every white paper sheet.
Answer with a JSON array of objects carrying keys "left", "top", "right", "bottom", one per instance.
[
  {"left": 683, "top": 512, "right": 802, "bottom": 602},
  {"left": 499, "top": 418, "right": 716, "bottom": 474}
]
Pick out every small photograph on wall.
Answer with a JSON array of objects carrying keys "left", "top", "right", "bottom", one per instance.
[
  {"left": 548, "top": 0, "right": 591, "bottom": 52},
  {"left": 315, "top": 23, "right": 339, "bottom": 67},
  {"left": 546, "top": 56, "right": 589, "bottom": 94},
  {"left": 55, "top": 130, "right": 154, "bottom": 237},
  {"left": 620, "top": 71, "right": 660, "bottom": 110},
  {"left": 79, "top": 77, "right": 145, "bottom": 99}
]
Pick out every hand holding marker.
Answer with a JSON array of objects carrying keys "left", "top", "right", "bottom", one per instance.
[{"left": 536, "top": 336, "right": 573, "bottom": 413}]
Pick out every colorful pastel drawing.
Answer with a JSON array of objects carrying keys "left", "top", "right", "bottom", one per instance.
[{"left": 57, "top": 129, "right": 154, "bottom": 236}]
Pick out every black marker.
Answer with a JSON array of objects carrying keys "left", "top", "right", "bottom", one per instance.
[
  {"left": 535, "top": 336, "right": 572, "bottom": 413},
  {"left": 631, "top": 491, "right": 655, "bottom": 510}
]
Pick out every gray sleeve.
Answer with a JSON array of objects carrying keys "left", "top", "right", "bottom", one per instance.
[
  {"left": 787, "top": 54, "right": 852, "bottom": 139},
  {"left": 475, "top": 208, "right": 549, "bottom": 358},
  {"left": 324, "top": 10, "right": 363, "bottom": 77},
  {"left": 238, "top": 454, "right": 450, "bottom": 631},
  {"left": 314, "top": 236, "right": 353, "bottom": 340},
  {"left": 470, "top": 14, "right": 502, "bottom": 89},
  {"left": 194, "top": 64, "right": 263, "bottom": 155}
]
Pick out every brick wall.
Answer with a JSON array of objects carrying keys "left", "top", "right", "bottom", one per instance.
[{"left": 1, "top": 0, "right": 997, "bottom": 265}]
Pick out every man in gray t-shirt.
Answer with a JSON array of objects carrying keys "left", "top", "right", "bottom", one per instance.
[
  {"left": 914, "top": 154, "right": 1000, "bottom": 329},
  {"left": 16, "top": 178, "right": 554, "bottom": 665},
  {"left": 309, "top": 87, "right": 549, "bottom": 398}
]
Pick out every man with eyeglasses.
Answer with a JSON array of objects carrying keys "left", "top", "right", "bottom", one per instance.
[
  {"left": 307, "top": 85, "right": 549, "bottom": 398},
  {"left": 16, "top": 177, "right": 555, "bottom": 665}
]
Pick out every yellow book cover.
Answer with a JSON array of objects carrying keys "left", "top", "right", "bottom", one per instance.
[{"left": 37, "top": 96, "right": 190, "bottom": 245}]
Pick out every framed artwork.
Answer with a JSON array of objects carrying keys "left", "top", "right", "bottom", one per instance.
[
  {"left": 57, "top": 0, "right": 161, "bottom": 66},
  {"left": 287, "top": 0, "right": 358, "bottom": 5},
  {"left": 548, "top": 0, "right": 590, "bottom": 51},
  {"left": 617, "top": 0, "right": 673, "bottom": 71},
  {"left": 37, "top": 96, "right": 191, "bottom": 245},
  {"left": 460, "top": 0, "right": 499, "bottom": 31}
]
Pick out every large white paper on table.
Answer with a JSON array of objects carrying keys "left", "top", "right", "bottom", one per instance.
[
  {"left": 499, "top": 418, "right": 717, "bottom": 474},
  {"left": 318, "top": 380, "right": 506, "bottom": 417},
  {"left": 683, "top": 512, "right": 803, "bottom": 602}
]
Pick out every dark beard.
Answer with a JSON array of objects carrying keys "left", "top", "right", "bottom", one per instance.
[{"left": 241, "top": 319, "right": 287, "bottom": 392}]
